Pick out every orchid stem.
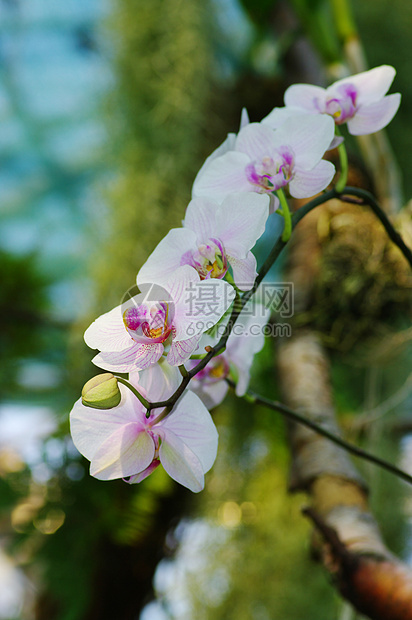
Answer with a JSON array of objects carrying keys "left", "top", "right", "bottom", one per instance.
[
  {"left": 179, "top": 364, "right": 188, "bottom": 378},
  {"left": 224, "top": 270, "right": 241, "bottom": 293},
  {"left": 231, "top": 380, "right": 412, "bottom": 487},
  {"left": 276, "top": 189, "right": 292, "bottom": 241},
  {"left": 335, "top": 140, "right": 349, "bottom": 192},
  {"left": 116, "top": 377, "right": 150, "bottom": 409},
  {"left": 141, "top": 185, "right": 412, "bottom": 413}
]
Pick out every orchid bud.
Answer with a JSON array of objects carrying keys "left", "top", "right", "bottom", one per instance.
[{"left": 81, "top": 373, "right": 121, "bottom": 409}]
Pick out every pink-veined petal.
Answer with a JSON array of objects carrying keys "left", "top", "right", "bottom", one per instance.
[
  {"left": 262, "top": 105, "right": 311, "bottom": 128},
  {"left": 235, "top": 122, "right": 277, "bottom": 160},
  {"left": 90, "top": 424, "right": 155, "bottom": 480},
  {"left": 274, "top": 114, "right": 335, "bottom": 170},
  {"left": 191, "top": 379, "right": 229, "bottom": 410},
  {"left": 125, "top": 459, "right": 161, "bottom": 484},
  {"left": 129, "top": 359, "right": 181, "bottom": 402},
  {"left": 215, "top": 193, "right": 269, "bottom": 256},
  {"left": 193, "top": 133, "right": 237, "bottom": 192},
  {"left": 158, "top": 429, "right": 204, "bottom": 492},
  {"left": 137, "top": 228, "right": 198, "bottom": 286},
  {"left": 289, "top": 159, "right": 335, "bottom": 199},
  {"left": 192, "top": 151, "right": 253, "bottom": 202},
  {"left": 84, "top": 305, "right": 132, "bottom": 352},
  {"left": 226, "top": 297, "right": 270, "bottom": 395},
  {"left": 70, "top": 385, "right": 143, "bottom": 461},
  {"left": 347, "top": 94, "right": 401, "bottom": 135},
  {"left": 332, "top": 65, "right": 396, "bottom": 107},
  {"left": 160, "top": 390, "right": 218, "bottom": 473},
  {"left": 227, "top": 251, "right": 257, "bottom": 291},
  {"left": 184, "top": 196, "right": 219, "bottom": 240},
  {"left": 167, "top": 335, "right": 201, "bottom": 366},
  {"left": 173, "top": 279, "right": 235, "bottom": 341},
  {"left": 92, "top": 342, "right": 164, "bottom": 373},
  {"left": 284, "top": 83, "right": 326, "bottom": 111},
  {"left": 165, "top": 264, "right": 200, "bottom": 308}
]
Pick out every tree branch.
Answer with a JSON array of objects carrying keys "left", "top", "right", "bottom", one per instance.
[{"left": 232, "top": 380, "right": 412, "bottom": 487}]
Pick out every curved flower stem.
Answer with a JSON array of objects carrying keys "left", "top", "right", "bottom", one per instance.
[
  {"left": 233, "top": 381, "right": 412, "bottom": 487},
  {"left": 116, "top": 377, "right": 150, "bottom": 410},
  {"left": 276, "top": 188, "right": 293, "bottom": 241},
  {"left": 145, "top": 185, "right": 412, "bottom": 413},
  {"left": 293, "top": 186, "right": 412, "bottom": 267},
  {"left": 335, "top": 140, "right": 349, "bottom": 192}
]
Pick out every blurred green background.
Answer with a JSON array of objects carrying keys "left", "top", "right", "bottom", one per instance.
[{"left": 0, "top": 0, "right": 411, "bottom": 618}]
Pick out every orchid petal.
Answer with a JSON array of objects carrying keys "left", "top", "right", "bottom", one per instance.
[
  {"left": 239, "top": 107, "right": 250, "bottom": 129},
  {"left": 130, "top": 359, "right": 181, "bottom": 402},
  {"left": 284, "top": 83, "right": 326, "bottom": 111},
  {"left": 84, "top": 305, "right": 132, "bottom": 352},
  {"left": 92, "top": 342, "right": 164, "bottom": 373},
  {"left": 125, "top": 460, "right": 161, "bottom": 484},
  {"left": 192, "top": 151, "right": 252, "bottom": 202},
  {"left": 70, "top": 385, "right": 142, "bottom": 461},
  {"left": 90, "top": 423, "right": 155, "bottom": 480},
  {"left": 227, "top": 251, "right": 257, "bottom": 291},
  {"left": 289, "top": 159, "right": 335, "bottom": 198},
  {"left": 160, "top": 390, "right": 218, "bottom": 472},
  {"left": 158, "top": 429, "right": 204, "bottom": 492},
  {"left": 332, "top": 65, "right": 396, "bottom": 106},
  {"left": 165, "top": 264, "right": 200, "bottom": 308},
  {"left": 137, "top": 228, "right": 198, "bottom": 286},
  {"left": 269, "top": 193, "right": 280, "bottom": 214},
  {"left": 262, "top": 105, "right": 310, "bottom": 128},
  {"left": 194, "top": 133, "right": 237, "bottom": 192},
  {"left": 346, "top": 94, "right": 401, "bottom": 135},
  {"left": 215, "top": 193, "right": 269, "bottom": 255},
  {"left": 235, "top": 123, "right": 277, "bottom": 160},
  {"left": 328, "top": 135, "right": 344, "bottom": 150},
  {"left": 167, "top": 335, "right": 201, "bottom": 366},
  {"left": 184, "top": 196, "right": 219, "bottom": 240},
  {"left": 274, "top": 114, "right": 335, "bottom": 170},
  {"left": 191, "top": 379, "right": 229, "bottom": 410},
  {"left": 173, "top": 279, "right": 235, "bottom": 341}
]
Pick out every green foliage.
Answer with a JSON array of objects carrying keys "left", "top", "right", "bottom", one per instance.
[
  {"left": 239, "top": 0, "right": 280, "bottom": 25},
  {"left": 353, "top": 0, "right": 412, "bottom": 198},
  {"left": 0, "top": 251, "right": 48, "bottom": 377},
  {"left": 167, "top": 409, "right": 338, "bottom": 619},
  {"left": 93, "top": 0, "right": 216, "bottom": 309},
  {"left": 29, "top": 1, "right": 220, "bottom": 617}
]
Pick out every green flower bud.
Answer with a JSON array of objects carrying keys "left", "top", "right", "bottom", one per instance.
[{"left": 81, "top": 373, "right": 121, "bottom": 409}]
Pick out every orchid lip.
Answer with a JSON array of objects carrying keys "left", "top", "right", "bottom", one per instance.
[
  {"left": 324, "top": 83, "right": 358, "bottom": 124},
  {"left": 123, "top": 302, "right": 173, "bottom": 344},
  {"left": 245, "top": 146, "right": 295, "bottom": 193},
  {"left": 189, "top": 237, "right": 228, "bottom": 280}
]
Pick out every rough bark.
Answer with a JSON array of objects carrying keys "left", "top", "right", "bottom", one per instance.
[{"left": 276, "top": 179, "right": 412, "bottom": 618}]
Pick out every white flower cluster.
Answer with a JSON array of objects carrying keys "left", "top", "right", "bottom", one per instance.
[{"left": 70, "top": 65, "right": 400, "bottom": 492}]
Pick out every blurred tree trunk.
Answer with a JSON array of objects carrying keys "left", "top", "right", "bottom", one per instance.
[{"left": 276, "top": 163, "right": 412, "bottom": 618}]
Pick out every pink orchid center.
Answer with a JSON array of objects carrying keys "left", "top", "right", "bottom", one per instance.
[
  {"left": 245, "top": 146, "right": 295, "bottom": 193},
  {"left": 323, "top": 83, "right": 357, "bottom": 124},
  {"left": 189, "top": 238, "right": 228, "bottom": 280},
  {"left": 123, "top": 301, "right": 172, "bottom": 343},
  {"left": 196, "top": 355, "right": 230, "bottom": 385}
]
